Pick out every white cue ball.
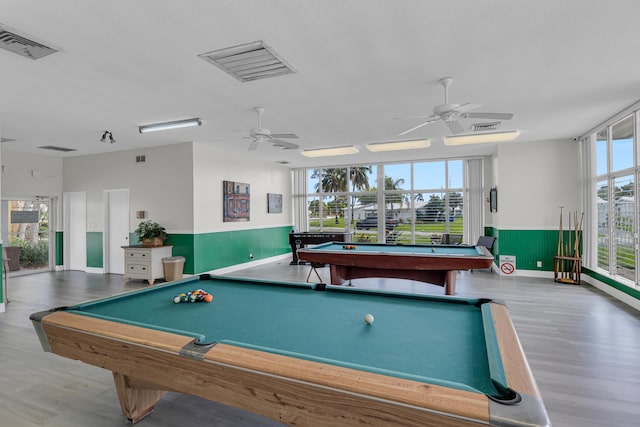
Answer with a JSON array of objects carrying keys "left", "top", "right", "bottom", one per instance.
[{"left": 364, "top": 313, "right": 375, "bottom": 325}]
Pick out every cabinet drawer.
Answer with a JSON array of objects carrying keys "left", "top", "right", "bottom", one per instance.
[
  {"left": 125, "top": 250, "right": 150, "bottom": 261},
  {"left": 126, "top": 263, "right": 151, "bottom": 276}
]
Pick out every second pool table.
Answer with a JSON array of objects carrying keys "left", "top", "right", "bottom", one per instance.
[
  {"left": 296, "top": 242, "right": 494, "bottom": 295},
  {"left": 31, "top": 274, "right": 549, "bottom": 426}
]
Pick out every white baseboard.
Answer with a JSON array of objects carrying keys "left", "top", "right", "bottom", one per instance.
[{"left": 207, "top": 253, "right": 291, "bottom": 275}]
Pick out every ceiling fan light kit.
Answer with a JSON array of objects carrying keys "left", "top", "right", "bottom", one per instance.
[
  {"left": 366, "top": 139, "right": 430, "bottom": 152},
  {"left": 139, "top": 118, "right": 202, "bottom": 133},
  {"left": 444, "top": 130, "right": 520, "bottom": 145},
  {"left": 301, "top": 145, "right": 359, "bottom": 158}
]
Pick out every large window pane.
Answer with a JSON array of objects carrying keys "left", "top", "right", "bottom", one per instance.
[
  {"left": 596, "top": 128, "right": 608, "bottom": 176},
  {"left": 415, "top": 192, "right": 447, "bottom": 244},
  {"left": 448, "top": 160, "right": 463, "bottom": 189},
  {"left": 611, "top": 116, "right": 634, "bottom": 172},
  {"left": 414, "top": 161, "right": 445, "bottom": 190},
  {"left": 384, "top": 164, "right": 410, "bottom": 190},
  {"left": 354, "top": 208, "right": 381, "bottom": 243},
  {"left": 614, "top": 175, "right": 635, "bottom": 281},
  {"left": 307, "top": 196, "right": 321, "bottom": 231},
  {"left": 596, "top": 180, "right": 609, "bottom": 270}
]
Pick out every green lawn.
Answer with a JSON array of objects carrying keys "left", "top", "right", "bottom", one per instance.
[{"left": 309, "top": 217, "right": 464, "bottom": 236}]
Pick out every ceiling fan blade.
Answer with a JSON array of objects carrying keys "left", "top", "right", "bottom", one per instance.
[
  {"left": 393, "top": 114, "right": 432, "bottom": 120},
  {"left": 398, "top": 118, "right": 440, "bottom": 136},
  {"left": 248, "top": 139, "right": 259, "bottom": 151},
  {"left": 445, "top": 120, "right": 465, "bottom": 134},
  {"left": 272, "top": 139, "right": 299, "bottom": 150},
  {"left": 452, "top": 103, "right": 482, "bottom": 114},
  {"left": 270, "top": 133, "right": 299, "bottom": 139},
  {"left": 462, "top": 112, "right": 514, "bottom": 120}
]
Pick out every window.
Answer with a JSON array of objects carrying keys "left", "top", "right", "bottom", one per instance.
[
  {"left": 299, "top": 160, "right": 467, "bottom": 244},
  {"left": 590, "top": 112, "right": 638, "bottom": 289}
]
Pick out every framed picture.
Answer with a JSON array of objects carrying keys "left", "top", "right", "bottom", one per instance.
[
  {"left": 489, "top": 186, "right": 498, "bottom": 212},
  {"left": 223, "top": 180, "right": 250, "bottom": 222},
  {"left": 267, "top": 193, "right": 282, "bottom": 213}
]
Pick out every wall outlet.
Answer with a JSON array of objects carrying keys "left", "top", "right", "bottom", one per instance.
[
  {"left": 536, "top": 261, "right": 542, "bottom": 268},
  {"left": 249, "top": 253, "right": 254, "bottom": 259}
]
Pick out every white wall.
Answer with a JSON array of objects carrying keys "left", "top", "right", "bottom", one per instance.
[
  {"left": 63, "top": 143, "right": 194, "bottom": 234},
  {"left": 493, "top": 138, "right": 581, "bottom": 230},
  {"left": 1, "top": 150, "right": 64, "bottom": 197},
  {"left": 192, "top": 142, "right": 292, "bottom": 233},
  {"left": 1, "top": 150, "right": 64, "bottom": 230}
]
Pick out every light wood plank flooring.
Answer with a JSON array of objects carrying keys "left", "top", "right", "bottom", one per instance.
[{"left": 1, "top": 261, "right": 638, "bottom": 426}]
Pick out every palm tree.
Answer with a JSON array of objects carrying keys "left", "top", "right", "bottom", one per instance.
[
  {"left": 312, "top": 168, "right": 347, "bottom": 224},
  {"left": 349, "top": 166, "right": 372, "bottom": 225},
  {"left": 384, "top": 176, "right": 407, "bottom": 216}
]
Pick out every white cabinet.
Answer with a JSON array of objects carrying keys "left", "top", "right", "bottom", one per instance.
[{"left": 123, "top": 245, "right": 173, "bottom": 285}]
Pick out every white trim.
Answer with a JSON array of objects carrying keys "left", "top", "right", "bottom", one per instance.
[
  {"left": 206, "top": 253, "right": 291, "bottom": 275},
  {"left": 85, "top": 267, "right": 104, "bottom": 274},
  {"left": 582, "top": 275, "right": 640, "bottom": 311}
]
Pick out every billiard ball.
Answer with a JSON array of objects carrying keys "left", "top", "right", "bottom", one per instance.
[{"left": 364, "top": 313, "right": 374, "bottom": 325}]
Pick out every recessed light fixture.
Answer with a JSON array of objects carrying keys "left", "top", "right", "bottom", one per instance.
[
  {"left": 139, "top": 118, "right": 202, "bottom": 133},
  {"left": 444, "top": 130, "right": 520, "bottom": 145},
  {"left": 366, "top": 139, "right": 430, "bottom": 152},
  {"left": 301, "top": 145, "right": 359, "bottom": 158}
]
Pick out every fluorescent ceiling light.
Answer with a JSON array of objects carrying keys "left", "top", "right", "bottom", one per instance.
[
  {"left": 139, "top": 118, "right": 202, "bottom": 133},
  {"left": 366, "top": 139, "right": 430, "bottom": 152},
  {"left": 444, "top": 130, "right": 520, "bottom": 145},
  {"left": 301, "top": 145, "right": 359, "bottom": 158}
]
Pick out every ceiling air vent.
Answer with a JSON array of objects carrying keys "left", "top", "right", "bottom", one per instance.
[
  {"left": 198, "top": 40, "right": 296, "bottom": 82},
  {"left": 0, "top": 24, "right": 58, "bottom": 60},
  {"left": 471, "top": 122, "right": 501, "bottom": 132},
  {"left": 38, "top": 145, "right": 77, "bottom": 152}
]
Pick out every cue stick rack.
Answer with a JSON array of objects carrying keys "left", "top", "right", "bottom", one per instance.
[{"left": 554, "top": 208, "right": 583, "bottom": 285}]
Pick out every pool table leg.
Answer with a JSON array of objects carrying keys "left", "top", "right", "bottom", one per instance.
[
  {"left": 113, "top": 372, "right": 166, "bottom": 423},
  {"left": 444, "top": 270, "right": 456, "bottom": 295}
]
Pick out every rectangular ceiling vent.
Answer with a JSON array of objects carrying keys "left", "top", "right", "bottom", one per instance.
[
  {"left": 38, "top": 145, "right": 76, "bottom": 152},
  {"left": 471, "top": 122, "right": 501, "bottom": 132},
  {"left": 0, "top": 24, "right": 58, "bottom": 60},
  {"left": 198, "top": 40, "right": 296, "bottom": 82}
]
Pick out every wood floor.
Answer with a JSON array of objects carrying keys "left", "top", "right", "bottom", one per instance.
[{"left": 1, "top": 261, "right": 639, "bottom": 427}]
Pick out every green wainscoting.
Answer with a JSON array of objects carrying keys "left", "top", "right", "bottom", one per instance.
[
  {"left": 192, "top": 226, "right": 291, "bottom": 273},
  {"left": 1, "top": 243, "right": 4, "bottom": 302},
  {"left": 86, "top": 232, "right": 103, "bottom": 268},
  {"left": 484, "top": 227, "right": 558, "bottom": 271},
  {"left": 126, "top": 226, "right": 292, "bottom": 274},
  {"left": 56, "top": 231, "right": 63, "bottom": 266}
]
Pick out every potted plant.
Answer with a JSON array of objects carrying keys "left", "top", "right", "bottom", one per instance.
[{"left": 134, "top": 220, "right": 167, "bottom": 247}]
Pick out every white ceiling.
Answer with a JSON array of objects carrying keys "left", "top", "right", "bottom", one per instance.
[{"left": 1, "top": 0, "right": 640, "bottom": 169}]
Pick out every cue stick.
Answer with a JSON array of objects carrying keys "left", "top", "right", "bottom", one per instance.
[
  {"left": 572, "top": 212, "right": 584, "bottom": 279},
  {"left": 558, "top": 207, "right": 564, "bottom": 277}
]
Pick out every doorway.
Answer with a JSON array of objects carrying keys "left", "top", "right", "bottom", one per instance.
[{"left": 1, "top": 197, "right": 54, "bottom": 275}]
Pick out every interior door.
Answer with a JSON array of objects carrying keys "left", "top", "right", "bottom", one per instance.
[
  {"left": 63, "top": 191, "right": 87, "bottom": 271},
  {"left": 105, "top": 189, "right": 129, "bottom": 275}
]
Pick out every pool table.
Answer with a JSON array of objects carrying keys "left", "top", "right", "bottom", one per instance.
[
  {"left": 296, "top": 242, "right": 494, "bottom": 295},
  {"left": 31, "top": 274, "right": 550, "bottom": 426}
]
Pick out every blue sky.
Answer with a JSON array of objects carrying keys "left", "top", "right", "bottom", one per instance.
[{"left": 307, "top": 160, "right": 463, "bottom": 194}]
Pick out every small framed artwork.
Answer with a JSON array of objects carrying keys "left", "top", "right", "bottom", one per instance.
[
  {"left": 489, "top": 186, "right": 498, "bottom": 212},
  {"left": 267, "top": 193, "right": 282, "bottom": 213},
  {"left": 223, "top": 180, "right": 250, "bottom": 222}
]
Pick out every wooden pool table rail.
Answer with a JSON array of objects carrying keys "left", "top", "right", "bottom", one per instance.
[
  {"left": 297, "top": 244, "right": 494, "bottom": 295},
  {"left": 31, "top": 301, "right": 549, "bottom": 427}
]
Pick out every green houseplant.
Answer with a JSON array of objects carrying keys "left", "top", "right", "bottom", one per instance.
[{"left": 134, "top": 220, "right": 167, "bottom": 247}]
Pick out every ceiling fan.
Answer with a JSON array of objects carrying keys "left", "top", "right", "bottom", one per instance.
[
  {"left": 246, "top": 107, "right": 299, "bottom": 151},
  {"left": 397, "top": 77, "right": 514, "bottom": 136}
]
